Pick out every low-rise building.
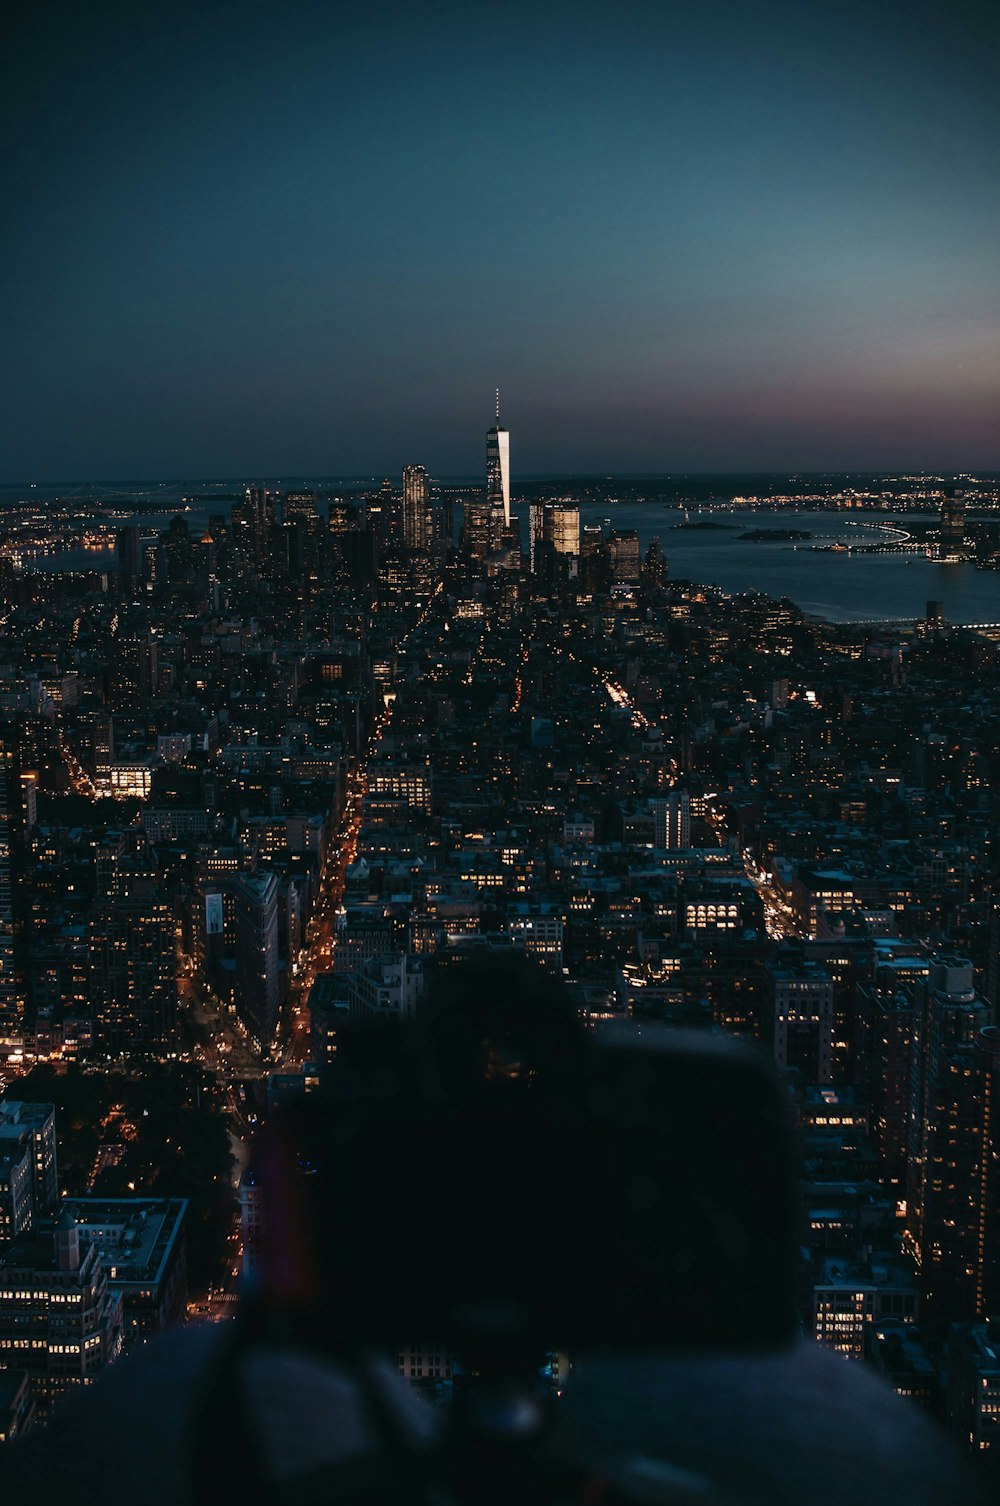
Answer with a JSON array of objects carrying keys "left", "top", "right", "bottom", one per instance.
[
  {"left": 60, "top": 1198, "right": 188, "bottom": 1342},
  {"left": 0, "top": 1215, "right": 123, "bottom": 1419},
  {"left": 863, "top": 1320, "right": 939, "bottom": 1411},
  {"left": 766, "top": 961, "right": 835, "bottom": 1083},
  {"left": 348, "top": 953, "right": 425, "bottom": 1021},
  {"left": 813, "top": 1252, "right": 918, "bottom": 1358}
]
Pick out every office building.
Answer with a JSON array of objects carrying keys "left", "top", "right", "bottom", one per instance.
[
  {"left": 0, "top": 1101, "right": 57, "bottom": 1224},
  {"left": 397, "top": 1344, "right": 454, "bottom": 1390},
  {"left": 60, "top": 1198, "right": 188, "bottom": 1343},
  {"left": 0, "top": 1133, "right": 32, "bottom": 1248},
  {"left": 367, "top": 758, "right": 433, "bottom": 816},
  {"left": 0, "top": 1215, "right": 123, "bottom": 1419},
  {"left": 462, "top": 497, "right": 494, "bottom": 561},
  {"left": 863, "top": 1321, "right": 939, "bottom": 1411},
  {"left": 529, "top": 501, "right": 580, "bottom": 578},
  {"left": 974, "top": 1026, "right": 1000, "bottom": 1319},
  {"left": 108, "top": 628, "right": 156, "bottom": 711},
  {"left": 92, "top": 714, "right": 114, "bottom": 786},
  {"left": 940, "top": 489, "right": 966, "bottom": 552},
  {"left": 402, "top": 464, "right": 430, "bottom": 550},
  {"left": 115, "top": 524, "right": 142, "bottom": 594},
  {"left": 284, "top": 490, "right": 318, "bottom": 525},
  {"left": 607, "top": 529, "right": 641, "bottom": 583},
  {"left": 766, "top": 961, "right": 835, "bottom": 1083},
  {"left": 651, "top": 792, "right": 690, "bottom": 850},
  {"left": 229, "top": 486, "right": 275, "bottom": 582},
  {"left": 486, "top": 391, "right": 510, "bottom": 530},
  {"left": 985, "top": 898, "right": 1000, "bottom": 1017},
  {"left": 89, "top": 863, "right": 178, "bottom": 1054},
  {"left": 580, "top": 521, "right": 608, "bottom": 591},
  {"left": 528, "top": 501, "right": 546, "bottom": 573},
  {"left": 856, "top": 981, "right": 914, "bottom": 1191},
  {"left": 905, "top": 959, "right": 991, "bottom": 1323},
  {"left": 246, "top": 485, "right": 276, "bottom": 567},
  {"left": 544, "top": 501, "right": 580, "bottom": 558},
  {"left": 791, "top": 867, "right": 859, "bottom": 938},
  {"left": 813, "top": 1251, "right": 919, "bottom": 1358},
  {"left": 234, "top": 871, "right": 281, "bottom": 1050},
  {"left": 348, "top": 953, "right": 425, "bottom": 1021},
  {"left": 308, "top": 971, "right": 351, "bottom": 1069},
  {"left": 0, "top": 736, "right": 32, "bottom": 1051},
  {"left": 947, "top": 1322, "right": 1000, "bottom": 1456},
  {"left": 506, "top": 906, "right": 564, "bottom": 966}
]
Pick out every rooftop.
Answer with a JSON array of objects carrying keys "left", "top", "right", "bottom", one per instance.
[
  {"left": 61, "top": 1198, "right": 187, "bottom": 1287},
  {"left": 0, "top": 1100, "right": 54, "bottom": 1129}
]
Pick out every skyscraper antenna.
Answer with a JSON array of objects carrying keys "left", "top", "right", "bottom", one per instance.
[{"left": 496, "top": 388, "right": 500, "bottom": 424}]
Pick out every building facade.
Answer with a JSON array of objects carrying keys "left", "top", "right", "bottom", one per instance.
[
  {"left": 486, "top": 395, "right": 510, "bottom": 531},
  {"left": 0, "top": 1217, "right": 123, "bottom": 1419},
  {"left": 402, "top": 464, "right": 430, "bottom": 550},
  {"left": 234, "top": 871, "right": 281, "bottom": 1051}
]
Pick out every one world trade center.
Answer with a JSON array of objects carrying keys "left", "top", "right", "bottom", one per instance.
[{"left": 486, "top": 390, "right": 510, "bottom": 534}]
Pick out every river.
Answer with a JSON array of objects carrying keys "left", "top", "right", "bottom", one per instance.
[
  {"left": 542, "top": 506, "right": 1000, "bottom": 625},
  {"left": 17, "top": 493, "right": 1000, "bottom": 626}
]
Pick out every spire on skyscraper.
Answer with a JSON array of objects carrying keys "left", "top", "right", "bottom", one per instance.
[{"left": 486, "top": 390, "right": 510, "bottom": 530}]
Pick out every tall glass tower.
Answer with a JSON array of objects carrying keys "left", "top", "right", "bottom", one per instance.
[
  {"left": 486, "top": 390, "right": 510, "bottom": 529},
  {"left": 402, "top": 463, "right": 430, "bottom": 549}
]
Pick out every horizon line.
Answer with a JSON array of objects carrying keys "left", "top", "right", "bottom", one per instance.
[{"left": 1, "top": 467, "right": 996, "bottom": 492}]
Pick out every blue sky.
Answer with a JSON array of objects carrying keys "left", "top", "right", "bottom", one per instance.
[{"left": 2, "top": 0, "right": 998, "bottom": 478}]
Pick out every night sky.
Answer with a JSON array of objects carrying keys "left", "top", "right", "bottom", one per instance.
[{"left": 2, "top": 0, "right": 998, "bottom": 479}]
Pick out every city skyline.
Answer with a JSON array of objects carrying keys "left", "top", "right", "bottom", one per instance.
[
  {"left": 0, "top": 438, "right": 999, "bottom": 1485},
  {"left": 3, "top": 1, "right": 1000, "bottom": 1492},
  {"left": 3, "top": 1, "right": 999, "bottom": 479}
]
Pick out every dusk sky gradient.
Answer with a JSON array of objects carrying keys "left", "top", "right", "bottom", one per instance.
[{"left": 2, "top": 0, "right": 998, "bottom": 479}]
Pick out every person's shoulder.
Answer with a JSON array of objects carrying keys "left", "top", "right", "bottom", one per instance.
[
  {"left": 4, "top": 1331, "right": 989, "bottom": 1506},
  {"left": 563, "top": 1340, "right": 991, "bottom": 1506},
  {"left": 0, "top": 1324, "right": 226, "bottom": 1502},
  {"left": 0, "top": 1324, "right": 435, "bottom": 1506}
]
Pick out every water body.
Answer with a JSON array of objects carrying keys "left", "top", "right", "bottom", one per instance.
[
  {"left": 10, "top": 483, "right": 999, "bottom": 625},
  {"left": 560, "top": 506, "right": 1000, "bottom": 625}
]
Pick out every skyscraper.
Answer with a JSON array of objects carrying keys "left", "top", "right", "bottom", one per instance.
[
  {"left": 528, "top": 501, "right": 546, "bottom": 573},
  {"left": 940, "top": 488, "right": 966, "bottom": 552},
  {"left": 245, "top": 485, "right": 276, "bottom": 568},
  {"left": 92, "top": 715, "right": 114, "bottom": 787},
  {"left": 402, "top": 464, "right": 430, "bottom": 550},
  {"left": 486, "top": 390, "right": 510, "bottom": 530},
  {"left": 528, "top": 501, "right": 580, "bottom": 579},
  {"left": 115, "top": 524, "right": 142, "bottom": 596},
  {"left": 544, "top": 501, "right": 580, "bottom": 558},
  {"left": 89, "top": 854, "right": 179, "bottom": 1054},
  {"left": 0, "top": 735, "right": 31, "bottom": 1051},
  {"left": 607, "top": 529, "right": 641, "bottom": 583},
  {"left": 109, "top": 627, "right": 156, "bottom": 711},
  {"left": 904, "top": 958, "right": 990, "bottom": 1322},
  {"left": 651, "top": 791, "right": 690, "bottom": 851}
]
